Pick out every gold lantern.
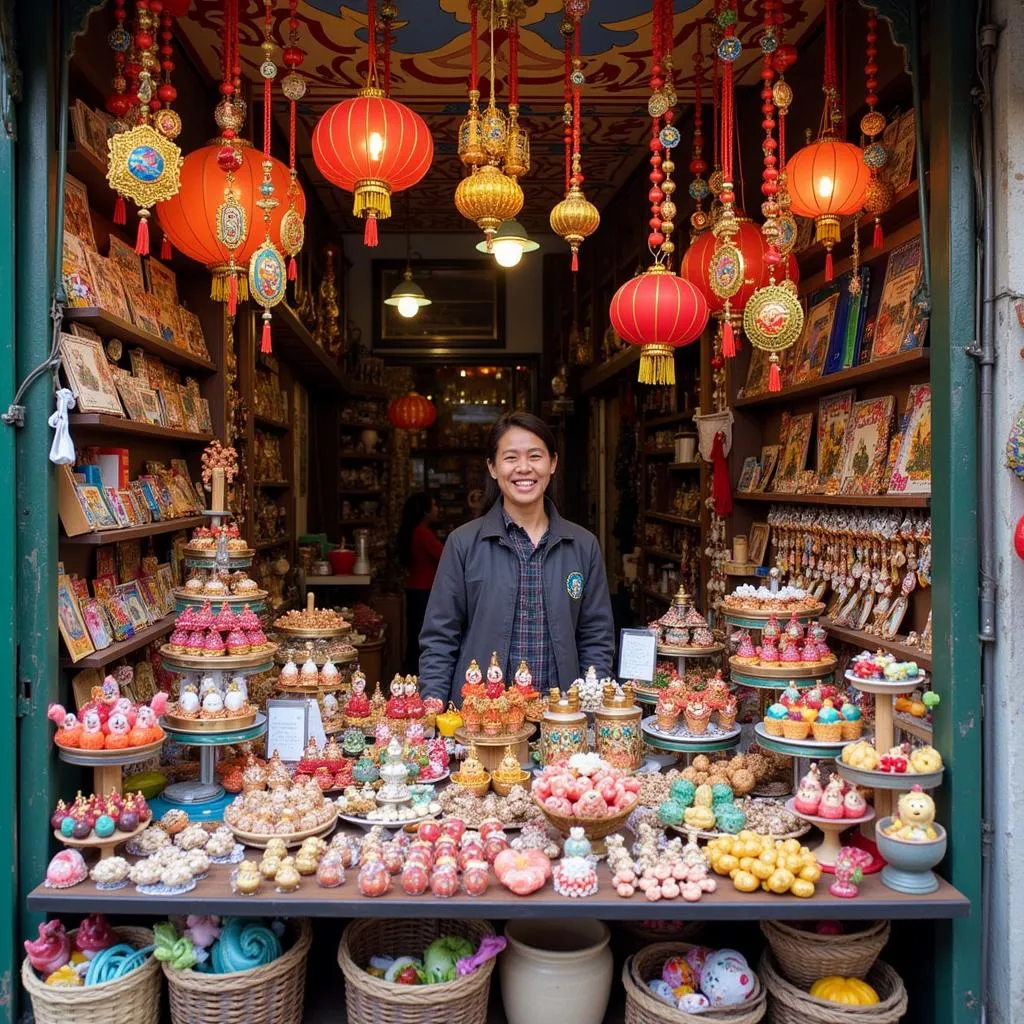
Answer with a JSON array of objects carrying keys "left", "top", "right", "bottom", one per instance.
[
  {"left": 549, "top": 183, "right": 600, "bottom": 271},
  {"left": 504, "top": 105, "right": 530, "bottom": 179},
  {"left": 458, "top": 90, "right": 486, "bottom": 168},
  {"left": 455, "top": 164, "right": 524, "bottom": 248}
]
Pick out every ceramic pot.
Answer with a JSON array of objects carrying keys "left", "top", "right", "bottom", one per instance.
[
  {"left": 500, "top": 919, "right": 612, "bottom": 1024},
  {"left": 675, "top": 434, "right": 697, "bottom": 462},
  {"left": 876, "top": 819, "right": 947, "bottom": 894},
  {"left": 360, "top": 429, "right": 379, "bottom": 452}
]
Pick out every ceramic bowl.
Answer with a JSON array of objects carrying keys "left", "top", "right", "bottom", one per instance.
[{"left": 875, "top": 818, "right": 947, "bottom": 894}]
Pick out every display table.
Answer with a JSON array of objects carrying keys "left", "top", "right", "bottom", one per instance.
[{"left": 28, "top": 839, "right": 969, "bottom": 921}]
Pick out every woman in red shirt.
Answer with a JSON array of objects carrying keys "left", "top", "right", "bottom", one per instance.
[{"left": 398, "top": 492, "right": 443, "bottom": 671}]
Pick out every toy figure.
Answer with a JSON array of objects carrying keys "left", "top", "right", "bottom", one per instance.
[{"left": 829, "top": 846, "right": 874, "bottom": 898}]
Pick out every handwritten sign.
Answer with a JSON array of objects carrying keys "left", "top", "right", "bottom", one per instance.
[
  {"left": 265, "top": 699, "right": 310, "bottom": 762},
  {"left": 618, "top": 628, "right": 658, "bottom": 683}
]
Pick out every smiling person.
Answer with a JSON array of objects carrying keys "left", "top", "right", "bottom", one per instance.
[{"left": 418, "top": 410, "right": 614, "bottom": 703}]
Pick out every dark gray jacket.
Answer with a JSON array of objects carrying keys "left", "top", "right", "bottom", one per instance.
[{"left": 417, "top": 498, "right": 615, "bottom": 703}]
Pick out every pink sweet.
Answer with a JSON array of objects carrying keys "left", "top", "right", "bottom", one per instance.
[
  {"left": 176, "top": 607, "right": 196, "bottom": 629},
  {"left": 843, "top": 785, "right": 868, "bottom": 819},
  {"left": 25, "top": 921, "right": 71, "bottom": 974},
  {"left": 801, "top": 642, "right": 821, "bottom": 662},
  {"left": 74, "top": 914, "right": 114, "bottom": 956},
  {"left": 794, "top": 764, "right": 823, "bottom": 816},
  {"left": 215, "top": 603, "right": 239, "bottom": 631},
  {"left": 186, "top": 630, "right": 205, "bottom": 652},
  {"left": 785, "top": 612, "right": 804, "bottom": 642},
  {"left": 757, "top": 639, "right": 780, "bottom": 663},
  {"left": 245, "top": 629, "right": 266, "bottom": 649},
  {"left": 204, "top": 629, "right": 226, "bottom": 653},
  {"left": 44, "top": 849, "right": 88, "bottom": 890},
  {"left": 237, "top": 606, "right": 260, "bottom": 631},
  {"left": 226, "top": 630, "right": 249, "bottom": 653},
  {"left": 780, "top": 641, "right": 801, "bottom": 663},
  {"left": 169, "top": 627, "right": 190, "bottom": 649},
  {"left": 736, "top": 633, "right": 756, "bottom": 659}
]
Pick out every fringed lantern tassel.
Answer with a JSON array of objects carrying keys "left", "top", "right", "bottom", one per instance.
[
  {"left": 722, "top": 318, "right": 737, "bottom": 358},
  {"left": 873, "top": 217, "right": 884, "bottom": 250},
  {"left": 260, "top": 311, "right": 272, "bottom": 354},
  {"left": 134, "top": 210, "right": 150, "bottom": 256},
  {"left": 768, "top": 353, "right": 782, "bottom": 393},
  {"left": 571, "top": 249, "right": 579, "bottom": 272},
  {"left": 824, "top": 249, "right": 834, "bottom": 282},
  {"left": 161, "top": 236, "right": 172, "bottom": 260},
  {"left": 227, "top": 271, "right": 238, "bottom": 317},
  {"left": 364, "top": 214, "right": 379, "bottom": 248},
  {"left": 113, "top": 195, "right": 127, "bottom": 226},
  {"left": 288, "top": 256, "right": 297, "bottom": 281},
  {"left": 638, "top": 344, "right": 676, "bottom": 386}
]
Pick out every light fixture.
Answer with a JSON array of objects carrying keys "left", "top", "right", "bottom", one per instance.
[
  {"left": 384, "top": 194, "right": 431, "bottom": 318},
  {"left": 476, "top": 218, "right": 538, "bottom": 268}
]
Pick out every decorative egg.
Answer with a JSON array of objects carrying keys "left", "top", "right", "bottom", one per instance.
[
  {"left": 224, "top": 688, "right": 246, "bottom": 713},
  {"left": 646, "top": 980, "right": 677, "bottom": 1007},
  {"left": 699, "top": 949, "right": 756, "bottom": 1007},
  {"left": 93, "top": 815, "right": 115, "bottom": 838},
  {"left": 202, "top": 692, "right": 224, "bottom": 714},
  {"left": 662, "top": 956, "right": 697, "bottom": 990},
  {"left": 677, "top": 993, "right": 711, "bottom": 1013},
  {"left": 72, "top": 820, "right": 91, "bottom": 840},
  {"left": 179, "top": 691, "right": 200, "bottom": 714},
  {"left": 685, "top": 946, "right": 715, "bottom": 984}
]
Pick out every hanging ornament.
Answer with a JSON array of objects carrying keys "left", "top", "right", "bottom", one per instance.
[
  {"left": 248, "top": 0, "right": 287, "bottom": 353},
  {"left": 860, "top": 9, "right": 893, "bottom": 249},
  {"left": 785, "top": 0, "right": 870, "bottom": 281},
  {"left": 503, "top": 15, "right": 531, "bottom": 180},
  {"left": 688, "top": 22, "right": 710, "bottom": 238},
  {"left": 549, "top": 9, "right": 599, "bottom": 269},
  {"left": 458, "top": 2, "right": 486, "bottom": 167},
  {"left": 106, "top": 0, "right": 183, "bottom": 255},
  {"left": 155, "top": 2, "right": 181, "bottom": 258},
  {"left": 313, "top": 0, "right": 433, "bottom": 246},
  {"left": 279, "top": 0, "right": 306, "bottom": 282},
  {"left": 770, "top": 2, "right": 798, "bottom": 271}
]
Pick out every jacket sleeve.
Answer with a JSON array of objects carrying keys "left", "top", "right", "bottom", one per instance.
[
  {"left": 417, "top": 533, "right": 466, "bottom": 702},
  {"left": 575, "top": 536, "right": 615, "bottom": 678}
]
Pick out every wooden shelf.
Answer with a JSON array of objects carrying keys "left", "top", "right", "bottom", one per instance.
[
  {"left": 339, "top": 452, "right": 389, "bottom": 462},
  {"left": 339, "top": 422, "right": 390, "bottom": 432},
  {"left": 338, "top": 487, "right": 383, "bottom": 495},
  {"left": 63, "top": 308, "right": 217, "bottom": 374},
  {"left": 646, "top": 511, "right": 702, "bottom": 527},
  {"left": 642, "top": 587, "right": 673, "bottom": 604},
  {"left": 61, "top": 514, "right": 205, "bottom": 546},
  {"left": 644, "top": 447, "right": 676, "bottom": 457},
  {"left": 643, "top": 546, "right": 684, "bottom": 562},
  {"left": 735, "top": 492, "right": 930, "bottom": 508},
  {"left": 894, "top": 711, "right": 933, "bottom": 742},
  {"left": 68, "top": 413, "right": 213, "bottom": 443},
  {"left": 734, "top": 349, "right": 931, "bottom": 409},
  {"left": 669, "top": 461, "right": 701, "bottom": 471},
  {"left": 580, "top": 347, "right": 640, "bottom": 393},
  {"left": 644, "top": 411, "right": 695, "bottom": 429},
  {"left": 255, "top": 480, "right": 290, "bottom": 489},
  {"left": 819, "top": 617, "right": 933, "bottom": 671},
  {"left": 253, "top": 536, "right": 290, "bottom": 551},
  {"left": 338, "top": 518, "right": 377, "bottom": 528},
  {"left": 254, "top": 413, "right": 291, "bottom": 432},
  {"left": 270, "top": 303, "right": 346, "bottom": 394},
  {"left": 61, "top": 612, "right": 176, "bottom": 669}
]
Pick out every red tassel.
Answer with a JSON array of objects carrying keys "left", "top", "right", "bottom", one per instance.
[
  {"left": 769, "top": 360, "right": 782, "bottom": 392},
  {"left": 825, "top": 250, "right": 834, "bottom": 281},
  {"left": 227, "top": 273, "right": 238, "bottom": 317},
  {"left": 288, "top": 256, "right": 297, "bottom": 281},
  {"left": 260, "top": 316, "right": 272, "bottom": 354},
  {"left": 134, "top": 216, "right": 150, "bottom": 256},
  {"left": 722, "top": 319, "right": 736, "bottom": 358},
  {"left": 571, "top": 250, "right": 579, "bottom": 272},
  {"left": 113, "top": 195, "right": 127, "bottom": 225},
  {"left": 161, "top": 236, "right": 172, "bottom": 260},
  {"left": 364, "top": 215, "right": 379, "bottom": 247},
  {"left": 873, "top": 218, "right": 884, "bottom": 250}
]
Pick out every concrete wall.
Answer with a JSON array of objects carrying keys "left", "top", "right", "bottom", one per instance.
[
  {"left": 988, "top": 4, "right": 1024, "bottom": 1021},
  {"left": 340, "top": 231, "right": 562, "bottom": 357}
]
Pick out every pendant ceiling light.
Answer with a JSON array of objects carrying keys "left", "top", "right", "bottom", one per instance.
[
  {"left": 386, "top": 198, "right": 431, "bottom": 318},
  {"left": 312, "top": 0, "right": 432, "bottom": 247},
  {"left": 475, "top": 218, "right": 539, "bottom": 268}
]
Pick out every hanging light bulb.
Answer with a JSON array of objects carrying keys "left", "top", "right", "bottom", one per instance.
[
  {"left": 385, "top": 194, "right": 431, "bottom": 317},
  {"left": 476, "top": 218, "right": 538, "bottom": 267}
]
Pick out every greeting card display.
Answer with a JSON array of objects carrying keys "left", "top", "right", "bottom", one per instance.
[
  {"left": 792, "top": 293, "right": 839, "bottom": 384},
  {"left": 871, "top": 237, "right": 924, "bottom": 360},
  {"left": 773, "top": 413, "right": 814, "bottom": 493},
  {"left": 888, "top": 384, "right": 932, "bottom": 494},
  {"left": 58, "top": 333, "right": 123, "bottom": 416},
  {"left": 839, "top": 396, "right": 895, "bottom": 495},
  {"left": 816, "top": 390, "right": 855, "bottom": 491}
]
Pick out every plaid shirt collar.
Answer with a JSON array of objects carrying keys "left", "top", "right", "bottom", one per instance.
[{"left": 501, "top": 506, "right": 550, "bottom": 548}]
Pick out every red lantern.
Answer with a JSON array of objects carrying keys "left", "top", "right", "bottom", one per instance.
[
  {"left": 1014, "top": 515, "right": 1024, "bottom": 561},
  {"left": 609, "top": 264, "right": 709, "bottom": 386},
  {"left": 388, "top": 392, "right": 437, "bottom": 431},
  {"left": 312, "top": 90, "right": 432, "bottom": 248},
  {"left": 157, "top": 143, "right": 304, "bottom": 304},
  {"left": 681, "top": 217, "right": 799, "bottom": 318}
]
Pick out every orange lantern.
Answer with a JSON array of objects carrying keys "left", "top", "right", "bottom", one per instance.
[
  {"left": 312, "top": 88, "right": 433, "bottom": 248},
  {"left": 388, "top": 392, "right": 437, "bottom": 431},
  {"left": 609, "top": 264, "right": 709, "bottom": 386},
  {"left": 786, "top": 139, "right": 869, "bottom": 250},
  {"left": 156, "top": 142, "right": 304, "bottom": 305}
]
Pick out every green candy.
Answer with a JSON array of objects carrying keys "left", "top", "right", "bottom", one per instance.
[
  {"left": 711, "top": 783, "right": 735, "bottom": 807},
  {"left": 669, "top": 778, "right": 696, "bottom": 808},
  {"left": 714, "top": 802, "right": 747, "bottom": 834},
  {"left": 657, "top": 799, "right": 686, "bottom": 827}
]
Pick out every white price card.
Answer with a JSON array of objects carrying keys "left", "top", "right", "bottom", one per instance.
[
  {"left": 618, "top": 628, "right": 658, "bottom": 683},
  {"left": 265, "top": 699, "right": 310, "bottom": 762}
]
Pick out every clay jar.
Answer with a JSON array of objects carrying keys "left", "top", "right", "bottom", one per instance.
[{"left": 499, "top": 919, "right": 613, "bottom": 1024}]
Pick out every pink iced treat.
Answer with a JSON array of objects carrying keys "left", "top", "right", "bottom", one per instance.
[
  {"left": 215, "top": 603, "right": 239, "bottom": 631},
  {"left": 186, "top": 630, "right": 205, "bottom": 652},
  {"left": 169, "top": 627, "right": 190, "bottom": 649},
  {"left": 238, "top": 606, "right": 260, "bottom": 631},
  {"left": 226, "top": 630, "right": 249, "bottom": 653},
  {"left": 204, "top": 629, "right": 225, "bottom": 653},
  {"left": 245, "top": 629, "right": 265, "bottom": 649},
  {"left": 176, "top": 607, "right": 196, "bottom": 630}
]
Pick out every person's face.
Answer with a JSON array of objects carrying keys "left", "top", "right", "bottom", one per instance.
[
  {"left": 488, "top": 426, "right": 557, "bottom": 511},
  {"left": 427, "top": 499, "right": 439, "bottom": 522}
]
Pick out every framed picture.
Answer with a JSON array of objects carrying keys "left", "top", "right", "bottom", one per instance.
[
  {"left": 871, "top": 237, "right": 925, "bottom": 360},
  {"left": 773, "top": 412, "right": 814, "bottom": 493},
  {"left": 116, "top": 581, "right": 151, "bottom": 628},
  {"left": 108, "top": 234, "right": 144, "bottom": 290},
  {"left": 78, "top": 484, "right": 118, "bottom": 528},
  {"left": 104, "top": 594, "right": 135, "bottom": 642},
  {"left": 63, "top": 173, "right": 96, "bottom": 250},
  {"left": 57, "top": 575, "right": 95, "bottom": 662},
  {"left": 883, "top": 109, "right": 916, "bottom": 192},
  {"left": 839, "top": 396, "right": 896, "bottom": 495},
  {"left": 793, "top": 293, "right": 839, "bottom": 384},
  {"left": 888, "top": 383, "right": 932, "bottom": 494},
  {"left": 84, "top": 251, "right": 132, "bottom": 322},
  {"left": 754, "top": 444, "right": 782, "bottom": 492},
  {"left": 177, "top": 307, "right": 210, "bottom": 360},
  {"left": 92, "top": 575, "right": 117, "bottom": 600},
  {"left": 116, "top": 538, "right": 142, "bottom": 581},
  {"left": 816, "top": 390, "right": 855, "bottom": 491},
  {"left": 373, "top": 259, "right": 506, "bottom": 349},
  {"left": 80, "top": 598, "right": 113, "bottom": 651},
  {"left": 196, "top": 398, "right": 213, "bottom": 435},
  {"left": 144, "top": 353, "right": 164, "bottom": 388},
  {"left": 136, "top": 386, "right": 164, "bottom": 426},
  {"left": 736, "top": 456, "right": 760, "bottom": 493},
  {"left": 145, "top": 256, "right": 178, "bottom": 306},
  {"left": 104, "top": 486, "right": 131, "bottom": 526},
  {"left": 156, "top": 564, "right": 176, "bottom": 611},
  {"left": 62, "top": 233, "right": 98, "bottom": 308},
  {"left": 118, "top": 488, "right": 140, "bottom": 525},
  {"left": 179, "top": 388, "right": 200, "bottom": 433},
  {"left": 158, "top": 385, "right": 185, "bottom": 430},
  {"left": 70, "top": 577, "right": 90, "bottom": 603},
  {"left": 748, "top": 522, "right": 770, "bottom": 566},
  {"left": 96, "top": 546, "right": 116, "bottom": 578},
  {"left": 114, "top": 374, "right": 146, "bottom": 421},
  {"left": 136, "top": 575, "right": 163, "bottom": 620},
  {"left": 70, "top": 100, "right": 109, "bottom": 164},
  {"left": 59, "top": 332, "right": 124, "bottom": 416}
]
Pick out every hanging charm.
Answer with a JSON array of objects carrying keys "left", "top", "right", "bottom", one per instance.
[
  {"left": 280, "top": 0, "right": 307, "bottom": 282},
  {"left": 860, "top": 9, "right": 893, "bottom": 249}
]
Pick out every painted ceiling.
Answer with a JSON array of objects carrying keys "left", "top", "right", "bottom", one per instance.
[{"left": 176, "top": 1, "right": 824, "bottom": 233}]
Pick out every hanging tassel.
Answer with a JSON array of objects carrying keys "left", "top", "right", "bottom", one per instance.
[
  {"left": 288, "top": 256, "right": 297, "bottom": 281},
  {"left": 873, "top": 217, "right": 884, "bottom": 250},
  {"left": 571, "top": 249, "right": 578, "bottom": 272},
  {"left": 825, "top": 249, "right": 834, "bottom": 282},
  {"left": 364, "top": 214, "right": 379, "bottom": 247},
  {"left": 161, "top": 235, "right": 172, "bottom": 260},
  {"left": 227, "top": 272, "right": 238, "bottom": 317},
  {"left": 722, "top": 318, "right": 736, "bottom": 358},
  {"left": 113, "top": 195, "right": 127, "bottom": 226},
  {"left": 135, "top": 211, "right": 150, "bottom": 256},
  {"left": 261, "top": 312, "right": 272, "bottom": 354},
  {"left": 768, "top": 354, "right": 782, "bottom": 393}
]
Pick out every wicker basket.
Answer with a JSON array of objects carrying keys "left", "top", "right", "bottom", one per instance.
[
  {"left": 759, "top": 920, "right": 890, "bottom": 989},
  {"left": 624, "top": 942, "right": 767, "bottom": 1024},
  {"left": 619, "top": 920, "right": 704, "bottom": 952},
  {"left": 163, "top": 918, "right": 311, "bottom": 1024},
  {"left": 338, "top": 918, "right": 495, "bottom": 1024},
  {"left": 759, "top": 951, "right": 908, "bottom": 1024},
  {"left": 534, "top": 796, "right": 633, "bottom": 843},
  {"left": 21, "top": 925, "right": 161, "bottom": 1024}
]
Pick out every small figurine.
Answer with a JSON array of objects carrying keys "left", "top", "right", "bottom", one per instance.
[
  {"left": 829, "top": 846, "right": 874, "bottom": 898},
  {"left": 794, "top": 763, "right": 824, "bottom": 816},
  {"left": 485, "top": 652, "right": 505, "bottom": 699},
  {"left": 385, "top": 674, "right": 408, "bottom": 719},
  {"left": 883, "top": 785, "right": 939, "bottom": 841},
  {"left": 461, "top": 659, "right": 485, "bottom": 699},
  {"left": 344, "top": 672, "right": 371, "bottom": 719}
]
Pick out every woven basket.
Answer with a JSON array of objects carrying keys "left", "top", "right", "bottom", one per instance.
[
  {"left": 620, "top": 920, "right": 704, "bottom": 952},
  {"left": 624, "top": 942, "right": 767, "bottom": 1024},
  {"left": 21, "top": 925, "right": 161, "bottom": 1024},
  {"left": 760, "top": 951, "right": 908, "bottom": 1024},
  {"left": 759, "top": 920, "right": 890, "bottom": 988},
  {"left": 163, "top": 918, "right": 311, "bottom": 1024},
  {"left": 534, "top": 796, "right": 633, "bottom": 842},
  {"left": 338, "top": 918, "right": 495, "bottom": 1024}
]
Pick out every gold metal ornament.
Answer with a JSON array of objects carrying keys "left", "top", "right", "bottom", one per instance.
[
  {"left": 458, "top": 91, "right": 486, "bottom": 167},
  {"left": 549, "top": 182, "right": 600, "bottom": 265},
  {"left": 106, "top": 123, "right": 183, "bottom": 208},
  {"left": 742, "top": 284, "right": 805, "bottom": 353},
  {"left": 454, "top": 163, "right": 524, "bottom": 246},
  {"left": 504, "top": 105, "right": 530, "bottom": 179}
]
